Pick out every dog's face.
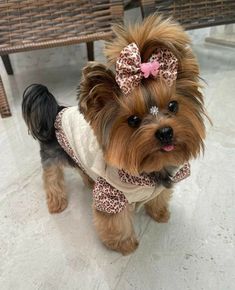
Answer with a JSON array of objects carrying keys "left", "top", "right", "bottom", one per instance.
[{"left": 79, "top": 15, "right": 205, "bottom": 175}]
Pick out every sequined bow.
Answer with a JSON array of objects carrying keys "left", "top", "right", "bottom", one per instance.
[{"left": 115, "top": 43, "right": 178, "bottom": 95}]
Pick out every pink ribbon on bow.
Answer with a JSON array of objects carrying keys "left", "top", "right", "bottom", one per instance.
[
  {"left": 140, "top": 61, "right": 160, "bottom": 78},
  {"left": 115, "top": 43, "right": 178, "bottom": 95}
]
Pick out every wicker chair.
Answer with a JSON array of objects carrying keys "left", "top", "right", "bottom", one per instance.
[
  {"left": 141, "top": 0, "right": 235, "bottom": 29},
  {"left": 0, "top": 0, "right": 124, "bottom": 118}
]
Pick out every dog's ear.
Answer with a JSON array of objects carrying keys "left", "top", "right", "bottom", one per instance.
[{"left": 78, "top": 62, "right": 121, "bottom": 121}]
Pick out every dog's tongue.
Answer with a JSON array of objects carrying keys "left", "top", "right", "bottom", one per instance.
[{"left": 162, "top": 145, "right": 175, "bottom": 152}]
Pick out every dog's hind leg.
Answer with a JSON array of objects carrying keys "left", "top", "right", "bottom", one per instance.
[
  {"left": 40, "top": 139, "right": 75, "bottom": 213},
  {"left": 43, "top": 163, "right": 68, "bottom": 213}
]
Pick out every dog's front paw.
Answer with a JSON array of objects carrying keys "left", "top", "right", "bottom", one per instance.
[
  {"left": 118, "top": 236, "right": 139, "bottom": 255},
  {"left": 47, "top": 197, "right": 68, "bottom": 214},
  {"left": 105, "top": 236, "right": 139, "bottom": 255},
  {"left": 148, "top": 207, "right": 170, "bottom": 223}
]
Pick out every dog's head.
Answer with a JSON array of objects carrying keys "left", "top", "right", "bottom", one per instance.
[{"left": 78, "top": 15, "right": 205, "bottom": 175}]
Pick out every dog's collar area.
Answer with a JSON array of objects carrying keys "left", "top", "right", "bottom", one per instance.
[{"left": 118, "top": 163, "right": 190, "bottom": 187}]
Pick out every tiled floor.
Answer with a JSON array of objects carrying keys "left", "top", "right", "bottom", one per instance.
[{"left": 0, "top": 10, "right": 235, "bottom": 290}]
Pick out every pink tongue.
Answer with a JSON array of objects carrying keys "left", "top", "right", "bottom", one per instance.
[{"left": 162, "top": 145, "right": 175, "bottom": 152}]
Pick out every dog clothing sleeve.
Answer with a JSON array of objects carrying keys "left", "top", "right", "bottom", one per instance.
[{"left": 93, "top": 177, "right": 128, "bottom": 214}]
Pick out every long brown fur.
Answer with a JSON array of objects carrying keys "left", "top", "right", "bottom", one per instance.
[{"left": 43, "top": 163, "right": 68, "bottom": 214}]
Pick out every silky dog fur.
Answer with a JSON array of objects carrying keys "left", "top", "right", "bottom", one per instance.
[{"left": 22, "top": 15, "right": 206, "bottom": 255}]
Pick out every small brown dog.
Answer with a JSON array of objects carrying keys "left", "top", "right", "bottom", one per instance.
[{"left": 22, "top": 15, "right": 206, "bottom": 255}]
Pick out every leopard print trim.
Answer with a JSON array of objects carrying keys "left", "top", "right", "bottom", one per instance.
[
  {"left": 54, "top": 108, "right": 86, "bottom": 174},
  {"left": 171, "top": 162, "right": 191, "bottom": 183},
  {"left": 118, "top": 170, "right": 157, "bottom": 187},
  {"left": 93, "top": 177, "right": 128, "bottom": 214},
  {"left": 118, "top": 162, "right": 190, "bottom": 186}
]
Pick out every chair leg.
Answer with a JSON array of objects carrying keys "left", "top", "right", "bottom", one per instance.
[
  {"left": 1, "top": 55, "right": 14, "bottom": 75},
  {"left": 0, "top": 75, "right": 11, "bottom": 118},
  {"left": 140, "top": 0, "right": 155, "bottom": 18},
  {"left": 86, "top": 42, "right": 94, "bottom": 61}
]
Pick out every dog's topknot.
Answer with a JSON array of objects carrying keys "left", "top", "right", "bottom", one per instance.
[{"left": 105, "top": 14, "right": 190, "bottom": 65}]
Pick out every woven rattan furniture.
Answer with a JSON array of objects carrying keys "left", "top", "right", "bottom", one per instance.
[
  {"left": 0, "top": 0, "right": 123, "bottom": 118},
  {"left": 141, "top": 0, "right": 235, "bottom": 29}
]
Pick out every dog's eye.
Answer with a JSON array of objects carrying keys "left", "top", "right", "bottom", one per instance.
[
  {"left": 127, "top": 115, "right": 141, "bottom": 128},
  {"left": 168, "top": 101, "right": 178, "bottom": 113}
]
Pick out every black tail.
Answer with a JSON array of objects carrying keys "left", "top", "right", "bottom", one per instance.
[{"left": 22, "top": 84, "right": 62, "bottom": 143}]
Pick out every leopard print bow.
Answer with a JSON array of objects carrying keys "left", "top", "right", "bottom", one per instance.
[{"left": 115, "top": 43, "right": 178, "bottom": 95}]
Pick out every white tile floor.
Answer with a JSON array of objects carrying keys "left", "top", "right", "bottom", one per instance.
[{"left": 0, "top": 10, "right": 235, "bottom": 290}]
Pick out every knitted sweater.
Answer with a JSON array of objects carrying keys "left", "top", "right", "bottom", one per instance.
[{"left": 54, "top": 106, "right": 190, "bottom": 214}]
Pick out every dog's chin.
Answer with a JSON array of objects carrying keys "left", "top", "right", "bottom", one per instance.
[{"left": 139, "top": 143, "right": 190, "bottom": 174}]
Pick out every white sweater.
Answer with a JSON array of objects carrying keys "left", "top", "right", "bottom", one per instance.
[{"left": 54, "top": 106, "right": 190, "bottom": 214}]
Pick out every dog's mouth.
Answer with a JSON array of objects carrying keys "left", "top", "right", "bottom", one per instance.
[{"left": 161, "top": 144, "right": 175, "bottom": 152}]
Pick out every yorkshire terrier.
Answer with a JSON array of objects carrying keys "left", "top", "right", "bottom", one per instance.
[{"left": 22, "top": 15, "right": 206, "bottom": 255}]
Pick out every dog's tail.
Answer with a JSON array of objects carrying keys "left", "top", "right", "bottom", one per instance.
[{"left": 22, "top": 84, "right": 62, "bottom": 143}]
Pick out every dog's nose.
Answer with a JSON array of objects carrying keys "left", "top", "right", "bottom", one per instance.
[{"left": 155, "top": 127, "right": 173, "bottom": 144}]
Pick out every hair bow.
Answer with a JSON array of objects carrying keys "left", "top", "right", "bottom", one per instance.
[{"left": 115, "top": 43, "right": 178, "bottom": 95}]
